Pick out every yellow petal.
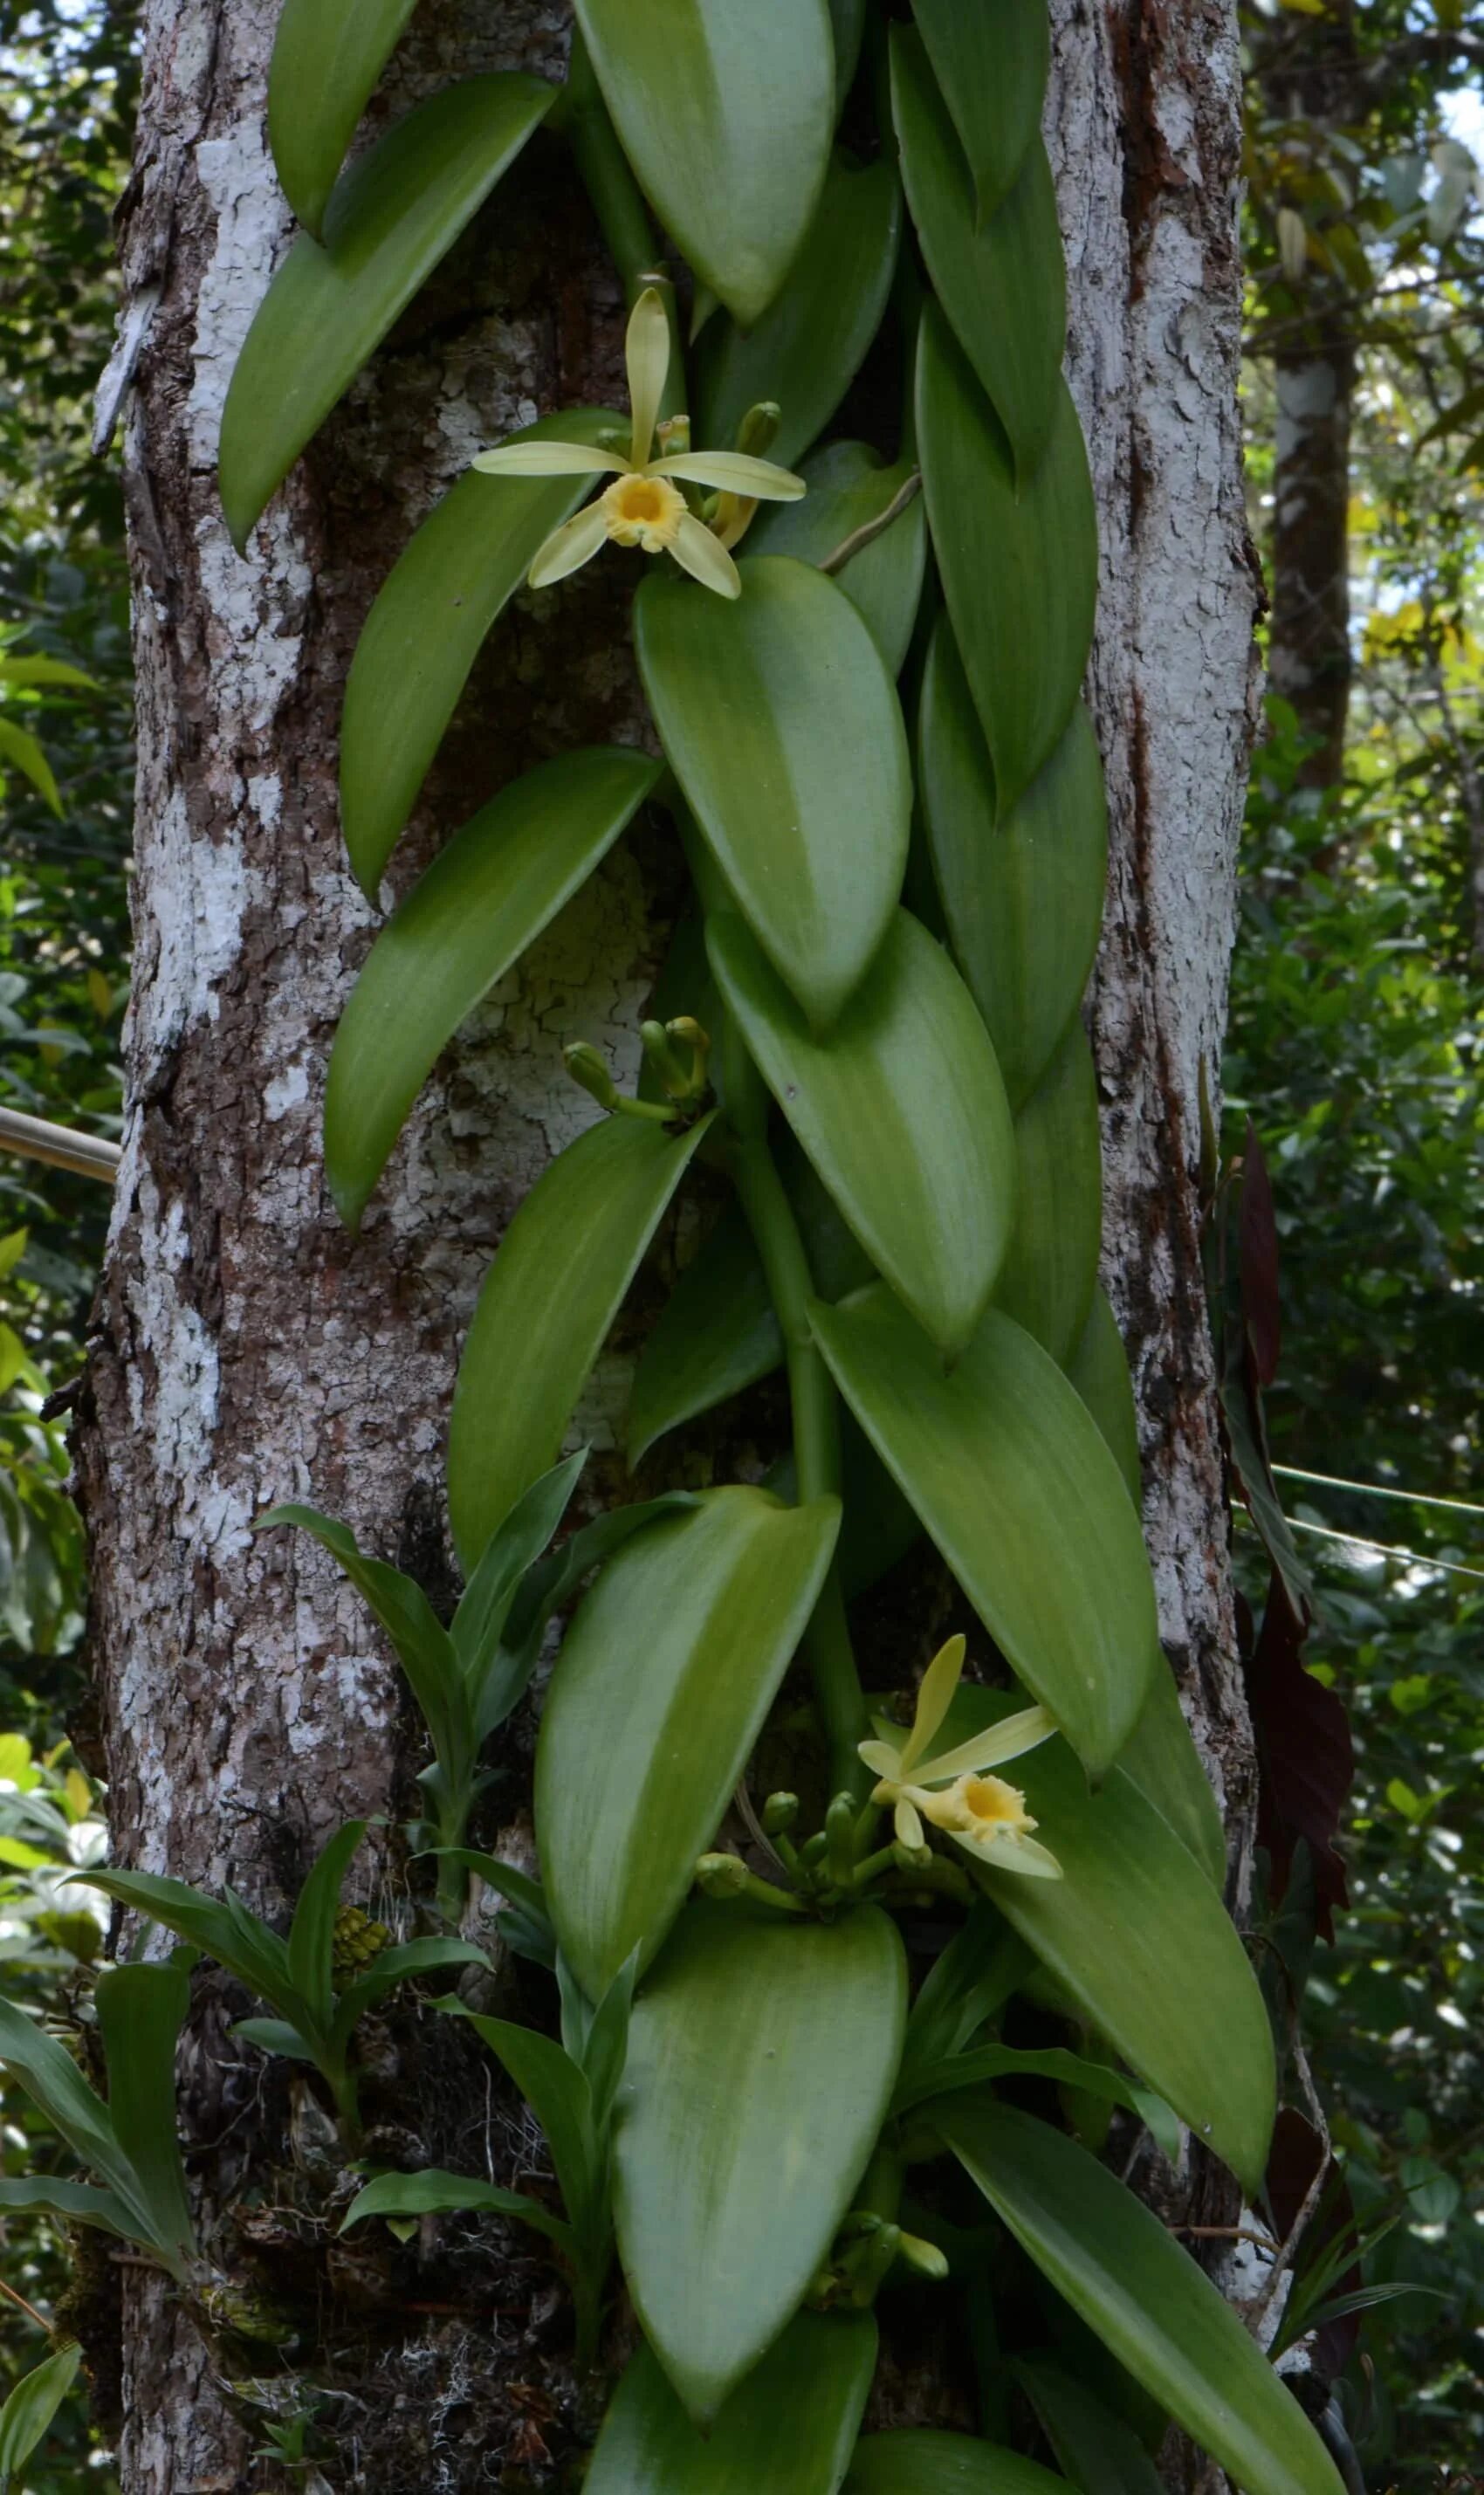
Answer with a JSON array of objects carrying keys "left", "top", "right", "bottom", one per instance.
[
  {"left": 857, "top": 1739, "right": 904, "bottom": 1782},
  {"left": 526, "top": 498, "right": 608, "bottom": 589},
  {"left": 473, "top": 441, "right": 629, "bottom": 478},
  {"left": 669, "top": 512, "right": 742, "bottom": 598},
  {"left": 650, "top": 451, "right": 807, "bottom": 500},
  {"left": 626, "top": 285, "right": 672, "bottom": 470},
  {"left": 914, "top": 1702, "right": 1057, "bottom": 1785},
  {"left": 959, "top": 1828, "right": 1063, "bottom": 1880},
  {"left": 895, "top": 1797, "right": 924, "bottom": 1849},
  {"left": 901, "top": 1635, "right": 966, "bottom": 1772}
]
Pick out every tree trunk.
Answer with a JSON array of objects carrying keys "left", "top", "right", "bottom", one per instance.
[{"left": 77, "top": 3, "right": 1259, "bottom": 2485}]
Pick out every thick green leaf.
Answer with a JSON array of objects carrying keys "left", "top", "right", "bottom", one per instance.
[
  {"left": 746, "top": 443, "right": 928, "bottom": 677},
  {"left": 627, "top": 1205, "right": 781, "bottom": 1467},
  {"left": 340, "top": 408, "right": 623, "bottom": 895},
  {"left": 447, "top": 1110, "right": 712, "bottom": 1571},
  {"left": 267, "top": 0, "right": 422, "bottom": 237},
  {"left": 941, "top": 2104, "right": 1345, "bottom": 2495},
  {"left": 0, "top": 1991, "right": 141, "bottom": 2225},
  {"left": 0, "top": 2342, "right": 82, "bottom": 2487},
  {"left": 1014, "top": 2361, "right": 1167, "bottom": 2495},
  {"left": 220, "top": 76, "right": 553, "bottom": 548},
  {"left": 696, "top": 155, "right": 902, "bottom": 469},
  {"left": 811, "top": 1289, "right": 1157, "bottom": 1773},
  {"left": 587, "top": 2313, "right": 876, "bottom": 2495},
  {"left": 435, "top": 1851, "right": 555, "bottom": 1967},
  {"left": 993, "top": 1021, "right": 1102, "bottom": 1369},
  {"left": 341, "top": 2164, "right": 570, "bottom": 2250},
  {"left": 917, "top": 308, "right": 1096, "bottom": 821},
  {"left": 1116, "top": 1663, "right": 1227, "bottom": 1891},
  {"left": 1063, "top": 1288, "right": 1141, "bottom": 1509},
  {"left": 712, "top": 912, "right": 1015, "bottom": 1356},
  {"left": 940, "top": 1689, "right": 1274, "bottom": 2191},
  {"left": 910, "top": 0, "right": 1048, "bottom": 225},
  {"left": 614, "top": 1902, "right": 905, "bottom": 2423},
  {"left": 919, "top": 623, "right": 1107, "bottom": 1115},
  {"left": 537, "top": 1487, "right": 840, "bottom": 1997},
  {"left": 286, "top": 1822, "right": 363, "bottom": 2035},
  {"left": 93, "top": 1962, "right": 195, "bottom": 2265},
  {"left": 451, "top": 1450, "right": 586, "bottom": 1710},
  {"left": 636, "top": 559, "right": 911, "bottom": 1028},
  {"left": 326, "top": 748, "right": 661, "bottom": 1227},
  {"left": 895, "top": 2045, "right": 1177, "bottom": 2156},
  {"left": 573, "top": 0, "right": 833, "bottom": 328},
  {"left": 829, "top": 0, "right": 869, "bottom": 108},
  {"left": 847, "top": 2430, "right": 1069, "bottom": 2495},
  {"left": 892, "top": 31, "right": 1063, "bottom": 480}
]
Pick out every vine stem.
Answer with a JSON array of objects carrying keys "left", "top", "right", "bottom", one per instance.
[{"left": 555, "top": 31, "right": 686, "bottom": 423}]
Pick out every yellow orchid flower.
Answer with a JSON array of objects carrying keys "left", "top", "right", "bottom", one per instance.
[
  {"left": 471, "top": 286, "right": 805, "bottom": 600},
  {"left": 858, "top": 1635, "right": 1062, "bottom": 1882}
]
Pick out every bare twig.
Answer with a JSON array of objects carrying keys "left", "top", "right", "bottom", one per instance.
[
  {"left": 1249, "top": 2043, "right": 1331, "bottom": 2339},
  {"left": 820, "top": 472, "right": 923, "bottom": 575}
]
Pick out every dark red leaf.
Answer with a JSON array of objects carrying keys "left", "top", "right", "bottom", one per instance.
[{"left": 1244, "top": 1568, "right": 1352, "bottom": 1943}]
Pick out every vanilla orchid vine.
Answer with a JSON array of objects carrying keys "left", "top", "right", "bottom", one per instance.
[
  {"left": 861, "top": 1637, "right": 1062, "bottom": 1880},
  {"left": 471, "top": 285, "right": 806, "bottom": 597}
]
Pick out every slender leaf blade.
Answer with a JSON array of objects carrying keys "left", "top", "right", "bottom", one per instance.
[
  {"left": 696, "top": 155, "right": 902, "bottom": 468},
  {"left": 329, "top": 1938, "right": 487, "bottom": 2053},
  {"left": 587, "top": 2313, "right": 877, "bottom": 2495},
  {"left": 220, "top": 76, "right": 553, "bottom": 548},
  {"left": 326, "top": 748, "right": 662, "bottom": 1227},
  {"left": 451, "top": 1449, "right": 587, "bottom": 1702},
  {"left": 450, "top": 2009, "right": 596, "bottom": 2231},
  {"left": 942, "top": 2104, "right": 1345, "bottom": 2495},
  {"left": 93, "top": 1962, "right": 195, "bottom": 2265},
  {"left": 267, "top": 0, "right": 422, "bottom": 236},
  {"left": 572, "top": 0, "right": 833, "bottom": 327},
  {"left": 1116, "top": 1661, "right": 1227, "bottom": 1891},
  {"left": 614, "top": 1901, "right": 905, "bottom": 2423},
  {"left": 286, "top": 1822, "right": 363, "bottom": 2036},
  {"left": 0, "top": 2342, "right": 82, "bottom": 2486},
  {"left": 341, "top": 2165, "right": 571, "bottom": 2250},
  {"left": 0, "top": 2178, "right": 142, "bottom": 2244},
  {"left": 536, "top": 1487, "right": 841, "bottom": 1996},
  {"left": 910, "top": 0, "right": 1049, "bottom": 225},
  {"left": 627, "top": 1204, "right": 782, "bottom": 1467},
  {"left": 1014, "top": 2361, "right": 1167, "bottom": 2495},
  {"left": 636, "top": 558, "right": 911, "bottom": 1028},
  {"left": 712, "top": 912, "right": 1015, "bottom": 1356},
  {"left": 993, "top": 1021, "right": 1102, "bottom": 1368},
  {"left": 0, "top": 1991, "right": 139, "bottom": 2220},
  {"left": 447, "top": 1111, "right": 712, "bottom": 1571},
  {"left": 812, "top": 1288, "right": 1158, "bottom": 1772},
  {"left": 1063, "top": 1288, "right": 1142, "bottom": 1509}
]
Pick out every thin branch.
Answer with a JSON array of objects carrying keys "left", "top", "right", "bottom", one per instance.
[
  {"left": 1249, "top": 2044, "right": 1332, "bottom": 2340},
  {"left": 820, "top": 472, "right": 923, "bottom": 575}
]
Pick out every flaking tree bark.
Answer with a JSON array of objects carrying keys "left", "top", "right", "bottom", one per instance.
[{"left": 76, "top": 3, "right": 1261, "bottom": 2486}]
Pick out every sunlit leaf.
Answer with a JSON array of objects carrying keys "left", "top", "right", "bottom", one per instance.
[{"left": 587, "top": 2313, "right": 877, "bottom": 2493}]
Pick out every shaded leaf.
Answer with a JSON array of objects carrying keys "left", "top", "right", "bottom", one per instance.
[
  {"left": 812, "top": 1288, "right": 1158, "bottom": 1774},
  {"left": 614, "top": 1902, "right": 905, "bottom": 2423},
  {"left": 696, "top": 155, "right": 902, "bottom": 469},
  {"left": 267, "top": 0, "right": 422, "bottom": 236},
  {"left": 447, "top": 2007, "right": 597, "bottom": 2239},
  {"left": 325, "top": 748, "right": 661, "bottom": 1227},
  {"left": 847, "top": 2429, "right": 1070, "bottom": 2494},
  {"left": 627, "top": 1205, "right": 782, "bottom": 1467},
  {"left": 993, "top": 1020, "right": 1102, "bottom": 1369},
  {"left": 1115, "top": 1661, "right": 1227, "bottom": 1892},
  {"left": 1013, "top": 2361, "right": 1167, "bottom": 2495},
  {"left": 829, "top": 0, "right": 869, "bottom": 109},
  {"left": 1062, "top": 1289, "right": 1142, "bottom": 1510},
  {"left": 918, "top": 623, "right": 1106, "bottom": 1114},
  {"left": 941, "top": 2104, "right": 1344, "bottom": 2495},
  {"left": 536, "top": 1487, "right": 840, "bottom": 1997},
  {"left": 341, "top": 2165, "right": 571, "bottom": 2250},
  {"left": 0, "top": 2341, "right": 82, "bottom": 2488},
  {"left": 451, "top": 1450, "right": 587, "bottom": 1717},
  {"left": 587, "top": 2314, "right": 876, "bottom": 2494},
  {"left": 447, "top": 1111, "right": 712, "bottom": 1570},
  {"left": 637, "top": 558, "right": 911, "bottom": 1028},
  {"left": 286, "top": 1822, "right": 364, "bottom": 2035},
  {"left": 573, "top": 0, "right": 833, "bottom": 327},
  {"left": 93, "top": 1962, "right": 195, "bottom": 2265},
  {"left": 220, "top": 77, "right": 553, "bottom": 547},
  {"left": 747, "top": 443, "right": 927, "bottom": 678},
  {"left": 910, "top": 0, "right": 1048, "bottom": 224},
  {"left": 0, "top": 2177, "right": 142, "bottom": 2245},
  {"left": 896, "top": 2045, "right": 1178, "bottom": 2163},
  {"left": 329, "top": 1937, "right": 487, "bottom": 2054},
  {"left": 917, "top": 306, "right": 1096, "bottom": 820}
]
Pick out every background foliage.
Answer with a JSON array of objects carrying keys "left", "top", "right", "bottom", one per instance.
[{"left": 0, "top": 0, "right": 1479, "bottom": 2485}]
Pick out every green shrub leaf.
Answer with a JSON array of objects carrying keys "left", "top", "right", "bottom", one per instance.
[
  {"left": 637, "top": 558, "right": 911, "bottom": 1028},
  {"left": 627, "top": 1206, "right": 782, "bottom": 1468},
  {"left": 325, "top": 749, "right": 662, "bottom": 1228},
  {"left": 587, "top": 2313, "right": 877, "bottom": 2494},
  {"left": 940, "top": 2104, "right": 1346, "bottom": 2495},
  {"left": 536, "top": 1487, "right": 840, "bottom": 1997},
  {"left": 93, "top": 1962, "right": 196, "bottom": 2266},
  {"left": 0, "top": 2342, "right": 83, "bottom": 2489},
  {"left": 572, "top": 0, "right": 833, "bottom": 327},
  {"left": 220, "top": 76, "right": 553, "bottom": 548},
  {"left": 267, "top": 0, "right": 422, "bottom": 237},
  {"left": 614, "top": 1902, "right": 904, "bottom": 2423},
  {"left": 341, "top": 2165, "right": 571, "bottom": 2251}
]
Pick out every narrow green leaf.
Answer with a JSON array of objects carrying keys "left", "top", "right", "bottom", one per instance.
[
  {"left": 712, "top": 912, "right": 1015, "bottom": 1356},
  {"left": 917, "top": 308, "right": 1096, "bottom": 821},
  {"left": 82, "top": 1871, "right": 300, "bottom": 2038},
  {"left": 325, "top": 748, "right": 662, "bottom": 1228},
  {"left": 0, "top": 719, "right": 60, "bottom": 814},
  {"left": 1014, "top": 2361, "right": 1167, "bottom": 2495},
  {"left": 435, "top": 1852, "right": 556, "bottom": 1966},
  {"left": 1116, "top": 1662, "right": 1227, "bottom": 1892},
  {"left": 220, "top": 76, "right": 553, "bottom": 549},
  {"left": 696, "top": 155, "right": 902, "bottom": 469},
  {"left": 267, "top": 0, "right": 422, "bottom": 237},
  {"left": 910, "top": 0, "right": 1049, "bottom": 225},
  {"left": 233, "top": 2018, "right": 318, "bottom": 2065},
  {"left": 941, "top": 2105, "right": 1345, "bottom": 2495},
  {"left": 494, "top": 1495, "right": 703, "bottom": 1707},
  {"left": 918, "top": 625, "right": 1106, "bottom": 1115},
  {"left": 573, "top": 0, "right": 833, "bottom": 327},
  {"left": 938, "top": 1689, "right": 1274, "bottom": 2192},
  {"left": 892, "top": 30, "right": 1063, "bottom": 479},
  {"left": 451, "top": 1450, "right": 587, "bottom": 1701},
  {"left": 447, "top": 1111, "right": 712, "bottom": 1571},
  {"left": 636, "top": 558, "right": 911, "bottom": 1028},
  {"left": 587, "top": 2313, "right": 877, "bottom": 2495},
  {"left": 993, "top": 1021, "right": 1102, "bottom": 1369},
  {"left": 746, "top": 443, "right": 928, "bottom": 678},
  {"left": 286, "top": 1822, "right": 363, "bottom": 2036},
  {"left": 0, "top": 2342, "right": 82, "bottom": 2486},
  {"left": 847, "top": 2430, "right": 1070, "bottom": 2495},
  {"left": 829, "top": 0, "right": 869, "bottom": 109},
  {"left": 93, "top": 1962, "right": 195, "bottom": 2265},
  {"left": 1063, "top": 1288, "right": 1141, "bottom": 1509},
  {"left": 628, "top": 1206, "right": 781, "bottom": 1467},
  {"left": 811, "top": 1289, "right": 1158, "bottom": 1774},
  {"left": 614, "top": 1902, "right": 905, "bottom": 2423},
  {"left": 329, "top": 1937, "right": 488, "bottom": 2055},
  {"left": 341, "top": 2165, "right": 571, "bottom": 2251},
  {"left": 537, "top": 1487, "right": 840, "bottom": 1997},
  {"left": 340, "top": 409, "right": 624, "bottom": 897},
  {"left": 0, "top": 2178, "right": 141, "bottom": 2246},
  {"left": 0, "top": 1991, "right": 140, "bottom": 2224},
  {"left": 448, "top": 2008, "right": 597, "bottom": 2233},
  {"left": 896, "top": 2045, "right": 1176, "bottom": 2148}
]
